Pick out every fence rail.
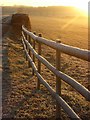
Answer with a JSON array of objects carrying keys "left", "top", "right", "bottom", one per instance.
[
  {"left": 22, "top": 26, "right": 90, "bottom": 62},
  {"left": 22, "top": 25, "right": 90, "bottom": 119}
]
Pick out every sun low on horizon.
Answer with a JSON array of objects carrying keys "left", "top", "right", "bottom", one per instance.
[
  {"left": 74, "top": 1, "right": 88, "bottom": 12},
  {"left": 1, "top": 0, "right": 89, "bottom": 13}
]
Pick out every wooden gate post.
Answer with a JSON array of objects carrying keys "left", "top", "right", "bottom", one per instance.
[
  {"left": 37, "top": 33, "right": 42, "bottom": 90},
  {"left": 56, "top": 39, "right": 61, "bottom": 119}
]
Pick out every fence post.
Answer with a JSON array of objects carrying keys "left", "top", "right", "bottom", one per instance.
[
  {"left": 56, "top": 39, "right": 61, "bottom": 119},
  {"left": 23, "top": 32, "right": 28, "bottom": 61},
  {"left": 28, "top": 35, "right": 31, "bottom": 67},
  {"left": 37, "top": 33, "right": 42, "bottom": 90},
  {"left": 32, "top": 32, "right": 36, "bottom": 75}
]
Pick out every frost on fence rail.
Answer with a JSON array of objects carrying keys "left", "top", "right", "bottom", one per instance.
[
  {"left": 22, "top": 25, "right": 90, "bottom": 100},
  {"left": 22, "top": 25, "right": 90, "bottom": 62},
  {"left": 22, "top": 37, "right": 81, "bottom": 119},
  {"left": 24, "top": 38, "right": 90, "bottom": 101},
  {"left": 22, "top": 24, "right": 90, "bottom": 119}
]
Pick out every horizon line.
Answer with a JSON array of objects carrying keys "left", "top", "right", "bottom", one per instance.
[{"left": 1, "top": 5, "right": 77, "bottom": 8}]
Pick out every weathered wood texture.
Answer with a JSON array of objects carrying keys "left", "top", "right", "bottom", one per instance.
[
  {"left": 22, "top": 38, "right": 81, "bottom": 119},
  {"left": 22, "top": 25, "right": 90, "bottom": 62},
  {"left": 24, "top": 39, "right": 90, "bottom": 101},
  {"left": 22, "top": 26, "right": 90, "bottom": 119}
]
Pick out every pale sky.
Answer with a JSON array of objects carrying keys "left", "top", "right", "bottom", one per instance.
[
  {"left": 0, "top": 0, "right": 89, "bottom": 6},
  {"left": 0, "top": 0, "right": 89, "bottom": 11}
]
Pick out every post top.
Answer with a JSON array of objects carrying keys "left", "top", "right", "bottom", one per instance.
[{"left": 56, "top": 39, "right": 61, "bottom": 43}]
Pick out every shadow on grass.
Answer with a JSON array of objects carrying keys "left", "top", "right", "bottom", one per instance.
[
  {"left": 2, "top": 25, "right": 35, "bottom": 118},
  {"left": 2, "top": 35, "right": 12, "bottom": 118}
]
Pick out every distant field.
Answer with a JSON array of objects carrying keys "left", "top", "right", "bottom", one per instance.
[
  {"left": 2, "top": 6, "right": 88, "bottom": 49},
  {"left": 2, "top": 6, "right": 88, "bottom": 48},
  {"left": 30, "top": 15, "right": 88, "bottom": 49}
]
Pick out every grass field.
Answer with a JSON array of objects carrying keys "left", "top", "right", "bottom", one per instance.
[
  {"left": 30, "top": 15, "right": 89, "bottom": 87},
  {"left": 30, "top": 15, "right": 88, "bottom": 49},
  {"left": 2, "top": 8, "right": 90, "bottom": 119}
]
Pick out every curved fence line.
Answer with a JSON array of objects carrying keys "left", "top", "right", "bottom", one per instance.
[
  {"left": 22, "top": 37, "right": 81, "bottom": 119},
  {"left": 22, "top": 25, "right": 90, "bottom": 119},
  {"left": 24, "top": 38, "right": 90, "bottom": 101},
  {"left": 22, "top": 25, "right": 90, "bottom": 62}
]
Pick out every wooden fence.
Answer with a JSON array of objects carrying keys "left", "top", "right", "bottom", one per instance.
[{"left": 22, "top": 25, "right": 90, "bottom": 119}]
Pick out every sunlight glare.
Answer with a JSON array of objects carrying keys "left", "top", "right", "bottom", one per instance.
[{"left": 74, "top": 1, "right": 88, "bottom": 12}]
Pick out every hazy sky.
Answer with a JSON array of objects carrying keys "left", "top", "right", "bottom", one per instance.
[{"left": 1, "top": 0, "right": 89, "bottom": 7}]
